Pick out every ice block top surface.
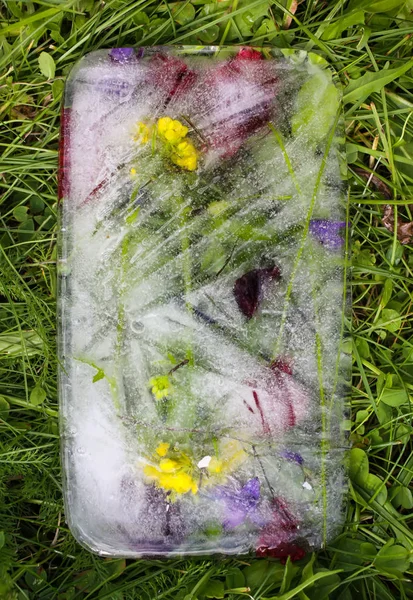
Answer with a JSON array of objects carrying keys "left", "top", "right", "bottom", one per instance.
[{"left": 59, "top": 46, "right": 349, "bottom": 557}]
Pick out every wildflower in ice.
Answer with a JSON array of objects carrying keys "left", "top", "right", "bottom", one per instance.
[
  {"left": 149, "top": 53, "right": 196, "bottom": 102},
  {"left": 236, "top": 47, "right": 263, "bottom": 61},
  {"left": 171, "top": 140, "right": 198, "bottom": 171},
  {"left": 133, "top": 121, "right": 151, "bottom": 144},
  {"left": 213, "top": 477, "right": 264, "bottom": 529},
  {"left": 309, "top": 220, "right": 346, "bottom": 250},
  {"left": 156, "top": 442, "right": 170, "bottom": 457},
  {"left": 157, "top": 117, "right": 189, "bottom": 145},
  {"left": 256, "top": 497, "right": 306, "bottom": 562},
  {"left": 142, "top": 445, "right": 198, "bottom": 496},
  {"left": 234, "top": 266, "right": 281, "bottom": 319},
  {"left": 206, "top": 440, "right": 247, "bottom": 479},
  {"left": 149, "top": 375, "right": 171, "bottom": 400},
  {"left": 109, "top": 47, "right": 135, "bottom": 64}
]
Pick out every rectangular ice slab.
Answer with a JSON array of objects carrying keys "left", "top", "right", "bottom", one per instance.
[{"left": 58, "top": 46, "right": 350, "bottom": 558}]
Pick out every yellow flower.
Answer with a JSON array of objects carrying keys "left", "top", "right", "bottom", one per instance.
[
  {"left": 143, "top": 463, "right": 198, "bottom": 495},
  {"left": 207, "top": 440, "right": 247, "bottom": 479},
  {"left": 130, "top": 167, "right": 137, "bottom": 176},
  {"left": 156, "top": 442, "right": 170, "bottom": 457},
  {"left": 149, "top": 375, "right": 171, "bottom": 400},
  {"left": 171, "top": 140, "right": 198, "bottom": 171},
  {"left": 157, "top": 117, "right": 188, "bottom": 144},
  {"left": 133, "top": 121, "right": 151, "bottom": 144}
]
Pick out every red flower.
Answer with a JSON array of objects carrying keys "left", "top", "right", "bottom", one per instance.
[
  {"left": 199, "top": 53, "right": 278, "bottom": 159},
  {"left": 234, "top": 266, "right": 281, "bottom": 319},
  {"left": 236, "top": 47, "right": 263, "bottom": 61},
  {"left": 148, "top": 53, "right": 196, "bottom": 105},
  {"left": 256, "top": 498, "right": 306, "bottom": 563}
]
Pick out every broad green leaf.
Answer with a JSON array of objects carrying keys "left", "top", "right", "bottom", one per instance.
[
  {"left": 225, "top": 568, "right": 245, "bottom": 590},
  {"left": 30, "top": 196, "right": 45, "bottom": 215},
  {"left": 203, "top": 580, "right": 225, "bottom": 599},
  {"left": 30, "top": 386, "right": 46, "bottom": 406},
  {"left": 292, "top": 71, "right": 340, "bottom": 144},
  {"left": 197, "top": 25, "right": 220, "bottom": 43},
  {"left": 321, "top": 10, "right": 365, "bottom": 40},
  {"left": 391, "top": 485, "right": 413, "bottom": 509},
  {"left": 364, "top": 473, "right": 387, "bottom": 504},
  {"left": 376, "top": 308, "right": 402, "bottom": 333},
  {"left": 375, "top": 541, "right": 411, "bottom": 574},
  {"left": 349, "top": 448, "right": 369, "bottom": 485},
  {"left": 355, "top": 338, "right": 370, "bottom": 358},
  {"left": 18, "top": 218, "right": 35, "bottom": 242},
  {"left": 395, "top": 424, "right": 412, "bottom": 443},
  {"left": 38, "top": 51, "right": 56, "bottom": 79},
  {"left": 52, "top": 79, "right": 64, "bottom": 101},
  {"left": 381, "top": 387, "right": 408, "bottom": 407},
  {"left": 132, "top": 10, "right": 150, "bottom": 26},
  {"left": 243, "top": 560, "right": 285, "bottom": 588},
  {"left": 344, "top": 61, "right": 413, "bottom": 104},
  {"left": 172, "top": 3, "right": 196, "bottom": 25},
  {"left": 13, "top": 205, "right": 29, "bottom": 222}
]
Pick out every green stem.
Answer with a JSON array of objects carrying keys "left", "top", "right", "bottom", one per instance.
[{"left": 272, "top": 108, "right": 341, "bottom": 359}]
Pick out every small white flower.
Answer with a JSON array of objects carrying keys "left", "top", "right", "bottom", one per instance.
[
  {"left": 302, "top": 481, "right": 312, "bottom": 490},
  {"left": 197, "top": 455, "right": 212, "bottom": 469}
]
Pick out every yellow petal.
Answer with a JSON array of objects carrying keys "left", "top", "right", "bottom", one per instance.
[
  {"left": 159, "top": 458, "right": 178, "bottom": 473},
  {"left": 156, "top": 442, "right": 170, "bottom": 457}
]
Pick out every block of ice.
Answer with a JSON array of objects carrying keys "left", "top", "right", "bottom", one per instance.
[{"left": 58, "top": 46, "right": 350, "bottom": 558}]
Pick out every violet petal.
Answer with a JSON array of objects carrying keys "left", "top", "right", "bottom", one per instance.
[
  {"left": 309, "top": 220, "right": 346, "bottom": 250},
  {"left": 109, "top": 48, "right": 135, "bottom": 64}
]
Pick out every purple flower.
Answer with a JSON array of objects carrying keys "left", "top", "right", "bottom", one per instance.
[
  {"left": 109, "top": 48, "right": 135, "bottom": 64},
  {"left": 234, "top": 266, "right": 281, "bottom": 319},
  {"left": 309, "top": 220, "right": 346, "bottom": 250},
  {"left": 281, "top": 450, "right": 303, "bottom": 465},
  {"left": 213, "top": 477, "right": 264, "bottom": 529}
]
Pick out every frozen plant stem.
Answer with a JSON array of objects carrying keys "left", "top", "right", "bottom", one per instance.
[{"left": 272, "top": 109, "right": 341, "bottom": 359}]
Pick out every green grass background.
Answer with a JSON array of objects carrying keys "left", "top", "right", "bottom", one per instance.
[{"left": 1, "top": 0, "right": 413, "bottom": 598}]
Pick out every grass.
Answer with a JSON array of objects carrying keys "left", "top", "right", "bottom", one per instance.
[{"left": 1, "top": 0, "right": 413, "bottom": 598}]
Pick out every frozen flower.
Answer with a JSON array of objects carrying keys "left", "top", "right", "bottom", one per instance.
[
  {"left": 142, "top": 445, "right": 198, "bottom": 496},
  {"left": 309, "top": 220, "right": 346, "bottom": 250},
  {"left": 213, "top": 477, "right": 264, "bottom": 529},
  {"left": 149, "top": 375, "right": 171, "bottom": 400},
  {"left": 236, "top": 48, "right": 263, "bottom": 61},
  {"left": 171, "top": 140, "right": 198, "bottom": 171},
  {"left": 234, "top": 266, "right": 281, "bottom": 319},
  {"left": 281, "top": 450, "right": 304, "bottom": 465},
  {"left": 133, "top": 121, "right": 151, "bottom": 144},
  {"left": 144, "top": 465, "right": 198, "bottom": 495},
  {"left": 109, "top": 47, "right": 135, "bottom": 64},
  {"left": 256, "top": 498, "right": 306, "bottom": 562},
  {"left": 149, "top": 53, "right": 196, "bottom": 102},
  {"left": 156, "top": 442, "right": 170, "bottom": 457},
  {"left": 206, "top": 440, "right": 247, "bottom": 479},
  {"left": 157, "top": 117, "right": 189, "bottom": 144}
]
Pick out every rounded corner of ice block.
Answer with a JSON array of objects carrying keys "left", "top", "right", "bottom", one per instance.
[{"left": 64, "top": 504, "right": 121, "bottom": 558}]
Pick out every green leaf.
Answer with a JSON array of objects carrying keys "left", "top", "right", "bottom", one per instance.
[
  {"left": 225, "top": 568, "right": 245, "bottom": 590},
  {"left": 93, "top": 369, "right": 105, "bottom": 383},
  {"left": 268, "top": 569, "right": 343, "bottom": 600},
  {"left": 52, "top": 79, "right": 64, "bottom": 101},
  {"left": 30, "top": 386, "right": 46, "bottom": 406},
  {"left": 381, "top": 387, "right": 408, "bottom": 407},
  {"left": 0, "top": 396, "right": 10, "bottom": 420},
  {"left": 172, "top": 3, "right": 196, "bottom": 25},
  {"left": 381, "top": 278, "right": 393, "bottom": 307},
  {"left": 292, "top": 71, "right": 340, "bottom": 144},
  {"left": 203, "top": 580, "right": 225, "bottom": 599},
  {"left": 0, "top": 531, "right": 5, "bottom": 550},
  {"left": 30, "top": 196, "right": 45, "bottom": 215},
  {"left": 13, "top": 205, "right": 29, "bottom": 222},
  {"left": 375, "top": 540, "right": 411, "bottom": 574},
  {"left": 344, "top": 61, "right": 413, "bottom": 104},
  {"left": 321, "top": 10, "right": 365, "bottom": 40},
  {"left": 376, "top": 308, "right": 402, "bottom": 333},
  {"left": 364, "top": 473, "right": 388, "bottom": 504},
  {"left": 355, "top": 338, "right": 370, "bottom": 358},
  {"left": 132, "top": 10, "right": 150, "bottom": 26},
  {"left": 18, "top": 218, "right": 35, "bottom": 242},
  {"left": 391, "top": 485, "right": 413, "bottom": 509},
  {"left": 38, "top": 51, "right": 56, "bottom": 79},
  {"left": 197, "top": 25, "right": 220, "bottom": 43},
  {"left": 349, "top": 447, "right": 369, "bottom": 485},
  {"left": 357, "top": 0, "right": 407, "bottom": 12}
]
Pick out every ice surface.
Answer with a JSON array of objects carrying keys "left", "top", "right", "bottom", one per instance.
[{"left": 58, "top": 46, "right": 349, "bottom": 557}]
